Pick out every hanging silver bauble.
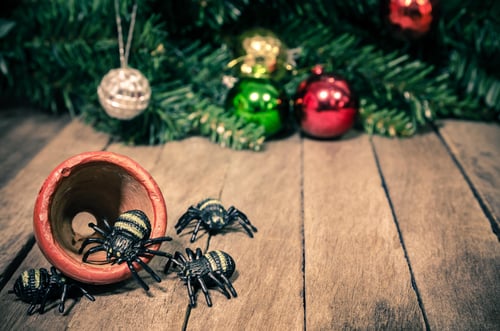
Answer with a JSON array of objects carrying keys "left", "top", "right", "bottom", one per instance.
[{"left": 97, "top": 67, "right": 151, "bottom": 120}]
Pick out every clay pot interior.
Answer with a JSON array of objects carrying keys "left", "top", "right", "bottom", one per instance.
[{"left": 50, "top": 161, "right": 154, "bottom": 264}]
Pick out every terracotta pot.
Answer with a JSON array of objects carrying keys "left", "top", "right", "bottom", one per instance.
[{"left": 33, "top": 151, "right": 167, "bottom": 285}]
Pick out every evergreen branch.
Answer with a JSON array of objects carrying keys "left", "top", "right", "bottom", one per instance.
[
  {"left": 190, "top": 102, "right": 266, "bottom": 151},
  {"left": 441, "top": 4, "right": 500, "bottom": 64},
  {"left": 1, "top": 0, "right": 499, "bottom": 150},
  {"left": 282, "top": 24, "right": 447, "bottom": 136},
  {"left": 358, "top": 99, "right": 416, "bottom": 137},
  {"left": 0, "top": 19, "right": 16, "bottom": 77},
  {"left": 448, "top": 50, "right": 500, "bottom": 118}
]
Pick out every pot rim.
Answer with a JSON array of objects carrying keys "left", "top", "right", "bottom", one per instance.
[{"left": 33, "top": 151, "right": 167, "bottom": 285}]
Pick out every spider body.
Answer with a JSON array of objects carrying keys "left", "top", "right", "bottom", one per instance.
[
  {"left": 165, "top": 248, "right": 237, "bottom": 307},
  {"left": 79, "top": 209, "right": 172, "bottom": 291},
  {"left": 176, "top": 198, "right": 257, "bottom": 242},
  {"left": 10, "top": 267, "right": 94, "bottom": 315}
]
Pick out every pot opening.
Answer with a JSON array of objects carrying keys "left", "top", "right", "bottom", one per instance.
[{"left": 49, "top": 161, "right": 154, "bottom": 264}]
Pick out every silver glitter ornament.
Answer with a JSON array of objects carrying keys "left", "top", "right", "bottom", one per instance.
[
  {"left": 98, "top": 67, "right": 151, "bottom": 120},
  {"left": 98, "top": 1, "right": 150, "bottom": 120}
]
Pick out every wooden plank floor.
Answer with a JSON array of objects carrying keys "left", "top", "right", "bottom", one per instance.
[{"left": 0, "top": 109, "right": 498, "bottom": 330}]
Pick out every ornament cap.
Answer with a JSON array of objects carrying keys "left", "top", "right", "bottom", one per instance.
[{"left": 311, "top": 65, "right": 324, "bottom": 76}]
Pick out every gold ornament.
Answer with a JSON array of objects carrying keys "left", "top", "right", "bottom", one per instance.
[
  {"left": 229, "top": 29, "right": 289, "bottom": 79},
  {"left": 98, "top": 67, "right": 151, "bottom": 120},
  {"left": 241, "top": 34, "right": 282, "bottom": 77},
  {"left": 98, "top": 0, "right": 150, "bottom": 120}
]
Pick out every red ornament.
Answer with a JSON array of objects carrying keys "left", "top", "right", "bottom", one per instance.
[
  {"left": 33, "top": 151, "right": 167, "bottom": 285},
  {"left": 383, "top": 0, "right": 439, "bottom": 40},
  {"left": 294, "top": 66, "right": 357, "bottom": 138}
]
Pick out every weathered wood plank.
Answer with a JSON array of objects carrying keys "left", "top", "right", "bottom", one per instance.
[
  {"left": 1, "top": 118, "right": 498, "bottom": 330},
  {"left": 0, "top": 108, "right": 31, "bottom": 137},
  {"left": 438, "top": 120, "right": 500, "bottom": 232},
  {"left": 0, "top": 119, "right": 109, "bottom": 288},
  {"left": 303, "top": 133, "right": 425, "bottom": 330},
  {"left": 0, "top": 110, "right": 69, "bottom": 188},
  {"left": 65, "top": 137, "right": 233, "bottom": 330},
  {"left": 186, "top": 135, "right": 304, "bottom": 331},
  {"left": 373, "top": 132, "right": 500, "bottom": 330}
]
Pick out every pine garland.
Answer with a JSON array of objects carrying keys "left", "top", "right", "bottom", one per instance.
[{"left": 0, "top": 0, "right": 498, "bottom": 149}]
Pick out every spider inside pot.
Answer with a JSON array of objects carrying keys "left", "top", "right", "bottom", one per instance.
[{"left": 79, "top": 209, "right": 172, "bottom": 292}]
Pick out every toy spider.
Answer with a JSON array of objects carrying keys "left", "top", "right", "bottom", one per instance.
[
  {"left": 175, "top": 198, "right": 257, "bottom": 242},
  {"left": 165, "top": 247, "right": 237, "bottom": 307},
  {"left": 9, "top": 266, "right": 95, "bottom": 315},
  {"left": 79, "top": 209, "right": 172, "bottom": 291}
]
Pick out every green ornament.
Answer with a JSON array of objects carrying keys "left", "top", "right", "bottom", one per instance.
[{"left": 225, "top": 78, "right": 289, "bottom": 137}]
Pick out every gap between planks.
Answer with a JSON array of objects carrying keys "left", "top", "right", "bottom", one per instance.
[{"left": 373, "top": 129, "right": 500, "bottom": 330}]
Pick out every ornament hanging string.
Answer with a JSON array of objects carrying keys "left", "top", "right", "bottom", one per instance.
[
  {"left": 114, "top": 0, "right": 137, "bottom": 68},
  {"left": 97, "top": 0, "right": 151, "bottom": 120}
]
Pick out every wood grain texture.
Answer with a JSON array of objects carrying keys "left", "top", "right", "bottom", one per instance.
[
  {"left": 0, "top": 119, "right": 109, "bottom": 287},
  {"left": 438, "top": 120, "right": 500, "bottom": 232},
  {"left": 0, "top": 109, "right": 21, "bottom": 136},
  {"left": 0, "top": 111, "right": 69, "bottom": 188},
  {"left": 0, "top": 115, "right": 498, "bottom": 331},
  {"left": 373, "top": 132, "right": 500, "bottom": 330},
  {"left": 186, "top": 135, "right": 304, "bottom": 331},
  {"left": 66, "top": 137, "right": 233, "bottom": 330},
  {"left": 303, "top": 133, "right": 425, "bottom": 330},
  {"left": 0, "top": 108, "right": 42, "bottom": 138}
]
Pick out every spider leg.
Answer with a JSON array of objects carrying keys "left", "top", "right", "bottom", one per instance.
[
  {"left": 126, "top": 260, "right": 149, "bottom": 291},
  {"left": 27, "top": 303, "right": 38, "bottom": 315},
  {"left": 228, "top": 207, "right": 258, "bottom": 233},
  {"left": 70, "top": 284, "right": 95, "bottom": 302},
  {"left": 142, "top": 248, "right": 172, "bottom": 259},
  {"left": 38, "top": 286, "right": 52, "bottom": 314},
  {"left": 88, "top": 222, "right": 108, "bottom": 237},
  {"left": 82, "top": 244, "right": 106, "bottom": 262},
  {"left": 236, "top": 219, "right": 257, "bottom": 238},
  {"left": 142, "top": 236, "right": 172, "bottom": 246},
  {"left": 163, "top": 252, "right": 184, "bottom": 273},
  {"left": 175, "top": 207, "right": 201, "bottom": 233},
  {"left": 102, "top": 217, "right": 112, "bottom": 231},
  {"left": 207, "top": 272, "right": 231, "bottom": 298},
  {"left": 218, "top": 273, "right": 237, "bottom": 297},
  {"left": 135, "top": 257, "right": 162, "bottom": 283},
  {"left": 186, "top": 277, "right": 197, "bottom": 307},
  {"left": 185, "top": 248, "right": 196, "bottom": 260},
  {"left": 163, "top": 258, "right": 173, "bottom": 274},
  {"left": 78, "top": 238, "right": 106, "bottom": 254},
  {"left": 196, "top": 277, "right": 213, "bottom": 307},
  {"left": 190, "top": 220, "right": 204, "bottom": 242},
  {"left": 27, "top": 289, "right": 43, "bottom": 315},
  {"left": 195, "top": 248, "right": 203, "bottom": 258},
  {"left": 176, "top": 252, "right": 188, "bottom": 264},
  {"left": 58, "top": 283, "right": 68, "bottom": 313}
]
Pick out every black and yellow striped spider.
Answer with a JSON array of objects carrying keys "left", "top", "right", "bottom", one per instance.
[
  {"left": 10, "top": 266, "right": 94, "bottom": 315},
  {"left": 175, "top": 198, "right": 257, "bottom": 242},
  {"left": 165, "top": 247, "right": 237, "bottom": 307},
  {"left": 79, "top": 210, "right": 172, "bottom": 291}
]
